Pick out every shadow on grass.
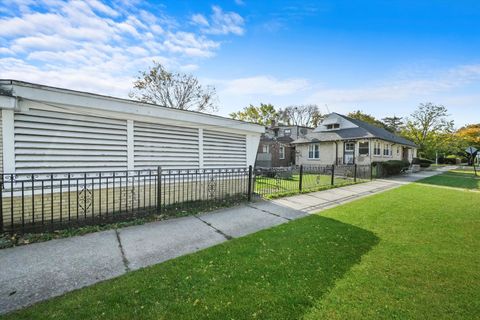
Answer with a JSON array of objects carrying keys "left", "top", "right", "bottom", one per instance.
[
  {"left": 6, "top": 215, "right": 379, "bottom": 320},
  {"left": 418, "top": 171, "right": 480, "bottom": 190}
]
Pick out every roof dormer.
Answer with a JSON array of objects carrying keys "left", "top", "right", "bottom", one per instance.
[{"left": 314, "top": 113, "right": 358, "bottom": 132}]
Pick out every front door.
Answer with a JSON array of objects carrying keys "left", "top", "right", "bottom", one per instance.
[
  {"left": 402, "top": 147, "right": 409, "bottom": 161},
  {"left": 344, "top": 142, "right": 355, "bottom": 164}
]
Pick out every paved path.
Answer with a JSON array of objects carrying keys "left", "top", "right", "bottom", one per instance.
[{"left": 0, "top": 167, "right": 452, "bottom": 314}]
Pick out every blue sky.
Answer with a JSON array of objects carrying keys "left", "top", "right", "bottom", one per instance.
[{"left": 1, "top": 0, "right": 479, "bottom": 126}]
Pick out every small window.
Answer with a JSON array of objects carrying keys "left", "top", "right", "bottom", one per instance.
[
  {"left": 308, "top": 144, "right": 320, "bottom": 159},
  {"left": 326, "top": 124, "right": 340, "bottom": 130},
  {"left": 397, "top": 146, "right": 400, "bottom": 154},
  {"left": 345, "top": 142, "right": 355, "bottom": 151},
  {"left": 373, "top": 142, "right": 381, "bottom": 156},
  {"left": 359, "top": 142, "right": 369, "bottom": 155},
  {"left": 283, "top": 129, "right": 291, "bottom": 136},
  {"left": 279, "top": 146, "right": 285, "bottom": 159},
  {"left": 262, "top": 145, "right": 269, "bottom": 153}
]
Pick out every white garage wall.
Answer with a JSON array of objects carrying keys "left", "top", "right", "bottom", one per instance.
[
  {"left": 9, "top": 107, "right": 252, "bottom": 174},
  {"left": 134, "top": 121, "right": 199, "bottom": 170},
  {"left": 14, "top": 108, "right": 128, "bottom": 173},
  {"left": 203, "top": 129, "right": 247, "bottom": 167}
]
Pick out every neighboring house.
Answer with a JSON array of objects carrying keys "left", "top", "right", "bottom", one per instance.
[
  {"left": 0, "top": 80, "right": 264, "bottom": 174},
  {"left": 256, "top": 123, "right": 313, "bottom": 167},
  {"left": 292, "top": 113, "right": 417, "bottom": 166}
]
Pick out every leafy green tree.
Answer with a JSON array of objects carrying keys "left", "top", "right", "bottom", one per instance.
[
  {"left": 347, "top": 110, "right": 386, "bottom": 129},
  {"left": 401, "top": 103, "right": 455, "bottom": 159},
  {"left": 382, "top": 116, "right": 404, "bottom": 133},
  {"left": 229, "top": 103, "right": 278, "bottom": 125},
  {"left": 129, "top": 62, "right": 217, "bottom": 112}
]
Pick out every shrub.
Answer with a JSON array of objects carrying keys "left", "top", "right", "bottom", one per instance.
[
  {"left": 412, "top": 157, "right": 434, "bottom": 168},
  {"left": 373, "top": 160, "right": 410, "bottom": 177},
  {"left": 444, "top": 155, "right": 459, "bottom": 165}
]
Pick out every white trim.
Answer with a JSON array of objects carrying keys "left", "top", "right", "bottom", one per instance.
[
  {"left": 0, "top": 96, "right": 16, "bottom": 110},
  {"left": 2, "top": 109, "right": 15, "bottom": 173},
  {"left": 2, "top": 81, "right": 264, "bottom": 134},
  {"left": 308, "top": 143, "right": 320, "bottom": 159},
  {"left": 127, "top": 120, "right": 134, "bottom": 171},
  {"left": 279, "top": 145, "right": 285, "bottom": 159},
  {"left": 198, "top": 128, "right": 204, "bottom": 168}
]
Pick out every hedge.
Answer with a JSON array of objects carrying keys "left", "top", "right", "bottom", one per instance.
[
  {"left": 373, "top": 160, "right": 410, "bottom": 177},
  {"left": 412, "top": 157, "right": 434, "bottom": 168}
]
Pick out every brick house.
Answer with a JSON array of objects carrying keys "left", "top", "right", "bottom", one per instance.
[{"left": 256, "top": 124, "right": 313, "bottom": 167}]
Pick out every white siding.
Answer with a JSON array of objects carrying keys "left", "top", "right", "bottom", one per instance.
[
  {"left": 14, "top": 108, "right": 128, "bottom": 173},
  {"left": 133, "top": 121, "right": 199, "bottom": 169},
  {"left": 0, "top": 110, "right": 2, "bottom": 173},
  {"left": 203, "top": 130, "right": 247, "bottom": 167}
]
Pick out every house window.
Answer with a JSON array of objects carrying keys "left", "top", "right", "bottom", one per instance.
[
  {"left": 262, "top": 145, "right": 269, "bottom": 153},
  {"left": 383, "top": 144, "right": 391, "bottom": 156},
  {"left": 279, "top": 146, "right": 285, "bottom": 159},
  {"left": 397, "top": 146, "right": 400, "bottom": 154},
  {"left": 326, "top": 124, "right": 340, "bottom": 130},
  {"left": 308, "top": 144, "right": 320, "bottom": 159},
  {"left": 283, "top": 129, "right": 291, "bottom": 136},
  {"left": 344, "top": 142, "right": 355, "bottom": 164},
  {"left": 373, "top": 142, "right": 381, "bottom": 156},
  {"left": 359, "top": 142, "right": 369, "bottom": 155}
]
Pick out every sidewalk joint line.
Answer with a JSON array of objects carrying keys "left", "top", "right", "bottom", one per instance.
[
  {"left": 246, "top": 204, "right": 292, "bottom": 221},
  {"left": 194, "top": 215, "right": 233, "bottom": 240},
  {"left": 115, "top": 229, "right": 130, "bottom": 272}
]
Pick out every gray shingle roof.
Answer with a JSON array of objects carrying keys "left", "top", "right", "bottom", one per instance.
[{"left": 292, "top": 113, "right": 417, "bottom": 147}]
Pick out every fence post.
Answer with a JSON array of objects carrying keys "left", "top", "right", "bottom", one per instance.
[
  {"left": 354, "top": 164, "right": 357, "bottom": 183},
  {"left": 299, "top": 165, "right": 303, "bottom": 192},
  {"left": 247, "top": 165, "right": 253, "bottom": 201},
  {"left": 331, "top": 164, "right": 335, "bottom": 186},
  {"left": 157, "top": 166, "right": 162, "bottom": 212}
]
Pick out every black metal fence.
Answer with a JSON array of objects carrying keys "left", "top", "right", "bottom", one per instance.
[
  {"left": 254, "top": 164, "right": 372, "bottom": 198},
  {"left": 1, "top": 167, "right": 251, "bottom": 234},
  {"left": 1, "top": 164, "right": 371, "bottom": 234}
]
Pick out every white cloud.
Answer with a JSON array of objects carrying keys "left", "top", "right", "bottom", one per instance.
[
  {"left": 0, "top": 0, "right": 244, "bottom": 98},
  {"left": 191, "top": 13, "right": 209, "bottom": 27},
  {"left": 193, "top": 5, "right": 245, "bottom": 36},
  {"left": 307, "top": 64, "right": 480, "bottom": 105},
  {"left": 222, "top": 75, "right": 309, "bottom": 95}
]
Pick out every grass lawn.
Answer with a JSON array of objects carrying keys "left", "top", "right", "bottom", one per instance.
[
  {"left": 4, "top": 177, "right": 480, "bottom": 319},
  {"left": 417, "top": 169, "right": 480, "bottom": 190},
  {"left": 255, "top": 173, "right": 353, "bottom": 198}
]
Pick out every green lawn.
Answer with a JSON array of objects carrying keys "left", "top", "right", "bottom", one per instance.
[
  {"left": 255, "top": 173, "right": 352, "bottom": 198},
  {"left": 4, "top": 177, "right": 480, "bottom": 319},
  {"left": 417, "top": 170, "right": 480, "bottom": 190}
]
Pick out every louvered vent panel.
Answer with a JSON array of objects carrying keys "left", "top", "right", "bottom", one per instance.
[
  {"left": 134, "top": 121, "right": 199, "bottom": 169},
  {"left": 203, "top": 130, "right": 246, "bottom": 167},
  {"left": 14, "top": 108, "right": 128, "bottom": 173}
]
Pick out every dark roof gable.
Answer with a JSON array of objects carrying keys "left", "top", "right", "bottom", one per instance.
[{"left": 293, "top": 112, "right": 417, "bottom": 147}]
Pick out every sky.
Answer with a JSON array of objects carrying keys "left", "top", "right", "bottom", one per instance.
[{"left": 1, "top": 0, "right": 479, "bottom": 127}]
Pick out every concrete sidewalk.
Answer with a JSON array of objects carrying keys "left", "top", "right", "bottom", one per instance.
[{"left": 0, "top": 167, "right": 451, "bottom": 314}]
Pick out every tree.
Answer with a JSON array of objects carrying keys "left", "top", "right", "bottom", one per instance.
[
  {"left": 129, "top": 62, "right": 217, "bottom": 112},
  {"left": 347, "top": 110, "right": 387, "bottom": 129},
  {"left": 382, "top": 116, "right": 404, "bottom": 133},
  {"left": 229, "top": 103, "right": 278, "bottom": 125},
  {"left": 401, "top": 103, "right": 455, "bottom": 159},
  {"left": 456, "top": 124, "right": 480, "bottom": 147},
  {"left": 278, "top": 104, "right": 323, "bottom": 127}
]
